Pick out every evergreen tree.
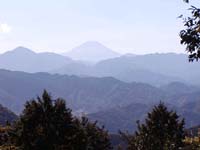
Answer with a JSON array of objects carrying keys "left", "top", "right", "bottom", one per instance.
[
  {"left": 122, "top": 103, "right": 185, "bottom": 150},
  {"left": 10, "top": 90, "right": 82, "bottom": 150},
  {"left": 78, "top": 117, "right": 112, "bottom": 150},
  {"left": 9, "top": 90, "right": 112, "bottom": 150}
]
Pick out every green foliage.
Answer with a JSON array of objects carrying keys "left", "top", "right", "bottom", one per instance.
[
  {"left": 77, "top": 117, "right": 112, "bottom": 150},
  {"left": 9, "top": 90, "right": 112, "bottom": 150},
  {"left": 122, "top": 103, "right": 185, "bottom": 150},
  {"left": 180, "top": 1, "right": 200, "bottom": 61}
]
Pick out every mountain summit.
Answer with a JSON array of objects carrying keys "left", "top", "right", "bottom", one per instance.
[
  {"left": 64, "top": 41, "right": 120, "bottom": 62},
  {"left": 0, "top": 47, "right": 72, "bottom": 72},
  {"left": 4, "top": 46, "right": 36, "bottom": 56}
]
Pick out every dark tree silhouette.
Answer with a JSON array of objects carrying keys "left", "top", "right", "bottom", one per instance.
[
  {"left": 77, "top": 117, "right": 112, "bottom": 150},
  {"left": 9, "top": 90, "right": 112, "bottom": 150},
  {"left": 180, "top": 0, "right": 200, "bottom": 61},
  {"left": 122, "top": 103, "right": 185, "bottom": 150}
]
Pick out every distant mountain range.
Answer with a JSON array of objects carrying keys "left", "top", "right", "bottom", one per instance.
[
  {"left": 0, "top": 69, "right": 165, "bottom": 114},
  {"left": 1, "top": 42, "right": 200, "bottom": 133},
  {"left": 0, "top": 46, "right": 72, "bottom": 72},
  {"left": 54, "top": 53, "right": 200, "bottom": 86},
  {"left": 89, "top": 81, "right": 200, "bottom": 133},
  {"left": 0, "top": 69, "right": 199, "bottom": 133},
  {"left": 1, "top": 42, "right": 200, "bottom": 87}
]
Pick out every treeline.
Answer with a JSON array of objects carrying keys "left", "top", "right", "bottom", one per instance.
[{"left": 0, "top": 90, "right": 199, "bottom": 149}]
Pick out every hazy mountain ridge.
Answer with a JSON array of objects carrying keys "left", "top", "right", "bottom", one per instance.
[
  {"left": 1, "top": 44, "right": 200, "bottom": 133},
  {"left": 0, "top": 44, "right": 199, "bottom": 87},
  {"left": 160, "top": 82, "right": 198, "bottom": 96},
  {"left": 0, "top": 69, "right": 165, "bottom": 114},
  {"left": 0, "top": 46, "right": 73, "bottom": 72},
  {"left": 94, "top": 53, "right": 200, "bottom": 85},
  {"left": 88, "top": 101, "right": 200, "bottom": 133},
  {"left": 0, "top": 69, "right": 199, "bottom": 132},
  {"left": 55, "top": 48, "right": 190, "bottom": 86},
  {"left": 63, "top": 41, "right": 120, "bottom": 62},
  {"left": 88, "top": 82, "right": 200, "bottom": 132}
]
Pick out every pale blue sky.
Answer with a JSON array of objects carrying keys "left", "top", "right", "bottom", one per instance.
[{"left": 0, "top": 0, "right": 199, "bottom": 54}]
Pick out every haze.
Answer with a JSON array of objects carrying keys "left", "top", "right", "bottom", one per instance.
[{"left": 0, "top": 0, "right": 199, "bottom": 54}]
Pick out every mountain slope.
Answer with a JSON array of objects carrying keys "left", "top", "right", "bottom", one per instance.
[
  {"left": 0, "top": 69, "right": 199, "bottom": 132},
  {"left": 0, "top": 104, "right": 17, "bottom": 125},
  {"left": 88, "top": 103, "right": 150, "bottom": 133},
  {"left": 94, "top": 53, "right": 200, "bottom": 85},
  {"left": 54, "top": 53, "right": 188, "bottom": 86},
  {"left": 0, "top": 69, "right": 165, "bottom": 114},
  {"left": 0, "top": 46, "right": 198, "bottom": 87},
  {"left": 160, "top": 82, "right": 198, "bottom": 96},
  {"left": 63, "top": 41, "right": 120, "bottom": 62},
  {"left": 88, "top": 101, "right": 200, "bottom": 133},
  {"left": 0, "top": 47, "right": 72, "bottom": 72},
  {"left": 88, "top": 83, "right": 200, "bottom": 133}
]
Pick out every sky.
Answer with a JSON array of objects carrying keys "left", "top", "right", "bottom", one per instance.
[{"left": 0, "top": 0, "right": 199, "bottom": 54}]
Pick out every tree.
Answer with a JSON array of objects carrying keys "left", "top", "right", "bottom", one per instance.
[
  {"left": 9, "top": 90, "right": 112, "bottom": 150},
  {"left": 122, "top": 103, "right": 185, "bottom": 150},
  {"left": 77, "top": 117, "right": 112, "bottom": 150},
  {"left": 10, "top": 90, "right": 80, "bottom": 150},
  {"left": 180, "top": 0, "right": 200, "bottom": 61}
]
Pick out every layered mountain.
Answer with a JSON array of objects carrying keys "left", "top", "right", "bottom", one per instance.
[
  {"left": 0, "top": 47, "right": 72, "bottom": 72},
  {"left": 93, "top": 53, "right": 200, "bottom": 85},
  {"left": 160, "top": 82, "right": 198, "bottom": 96},
  {"left": 88, "top": 82, "right": 200, "bottom": 133},
  {"left": 54, "top": 53, "right": 188, "bottom": 86},
  {"left": 0, "top": 69, "right": 165, "bottom": 114},
  {"left": 1, "top": 45, "right": 199, "bottom": 87},
  {"left": 0, "top": 69, "right": 199, "bottom": 132},
  {"left": 88, "top": 101, "right": 200, "bottom": 133},
  {"left": 58, "top": 52, "right": 200, "bottom": 86},
  {"left": 63, "top": 41, "right": 120, "bottom": 62}
]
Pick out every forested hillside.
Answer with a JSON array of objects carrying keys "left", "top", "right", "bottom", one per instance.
[{"left": 0, "top": 69, "right": 200, "bottom": 133}]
